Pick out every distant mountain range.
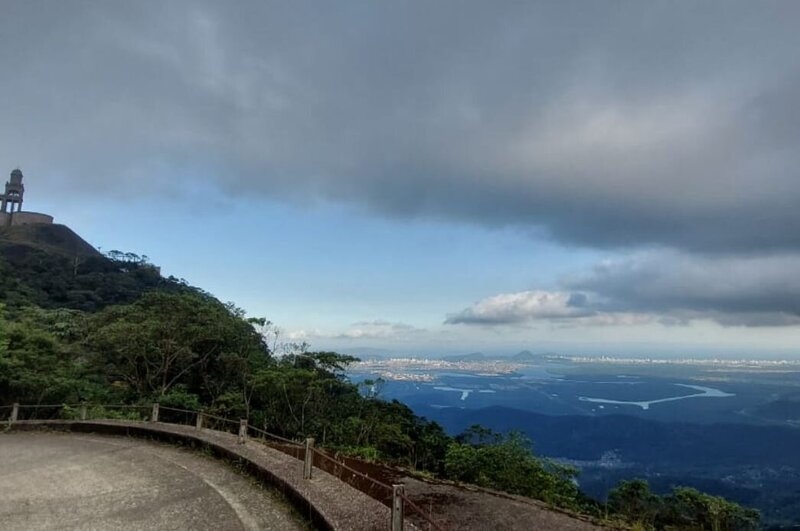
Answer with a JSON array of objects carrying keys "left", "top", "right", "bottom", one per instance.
[
  {"left": 510, "top": 350, "right": 541, "bottom": 361},
  {"left": 341, "top": 350, "right": 555, "bottom": 361},
  {"left": 441, "top": 352, "right": 487, "bottom": 362},
  {"left": 440, "top": 350, "right": 550, "bottom": 362},
  {"left": 336, "top": 347, "right": 398, "bottom": 359}
]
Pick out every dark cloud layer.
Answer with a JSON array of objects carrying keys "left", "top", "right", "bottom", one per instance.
[
  {"left": 447, "top": 252, "right": 800, "bottom": 328},
  {"left": 568, "top": 252, "right": 800, "bottom": 326},
  {"left": 3, "top": 2, "right": 800, "bottom": 254}
]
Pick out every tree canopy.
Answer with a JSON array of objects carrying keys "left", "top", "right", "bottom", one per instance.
[{"left": 608, "top": 479, "right": 760, "bottom": 531}]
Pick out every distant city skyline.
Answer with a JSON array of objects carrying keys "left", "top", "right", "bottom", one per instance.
[{"left": 3, "top": 2, "right": 800, "bottom": 357}]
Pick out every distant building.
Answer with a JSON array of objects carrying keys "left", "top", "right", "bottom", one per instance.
[{"left": 0, "top": 169, "right": 54, "bottom": 227}]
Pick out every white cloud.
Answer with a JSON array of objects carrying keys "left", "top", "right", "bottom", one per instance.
[
  {"left": 336, "top": 320, "right": 426, "bottom": 340},
  {"left": 446, "top": 290, "right": 594, "bottom": 325}
]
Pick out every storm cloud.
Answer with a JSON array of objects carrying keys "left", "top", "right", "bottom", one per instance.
[
  {"left": 3, "top": 1, "right": 800, "bottom": 253},
  {"left": 568, "top": 252, "right": 800, "bottom": 326},
  {"left": 447, "top": 252, "right": 800, "bottom": 328}
]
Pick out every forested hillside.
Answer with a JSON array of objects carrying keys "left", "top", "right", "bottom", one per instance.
[{"left": 0, "top": 225, "right": 760, "bottom": 530}]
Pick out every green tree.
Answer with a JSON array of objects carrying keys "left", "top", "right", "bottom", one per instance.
[
  {"left": 607, "top": 479, "right": 661, "bottom": 529},
  {"left": 86, "top": 291, "right": 268, "bottom": 402},
  {"left": 660, "top": 487, "right": 760, "bottom": 531},
  {"left": 606, "top": 479, "right": 760, "bottom": 531},
  {"left": 0, "top": 306, "right": 94, "bottom": 406},
  {"left": 0, "top": 304, "right": 7, "bottom": 356},
  {"left": 445, "top": 427, "right": 581, "bottom": 509}
]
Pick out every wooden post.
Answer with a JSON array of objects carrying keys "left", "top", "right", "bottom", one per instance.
[
  {"left": 238, "top": 419, "right": 247, "bottom": 444},
  {"left": 10, "top": 403, "right": 19, "bottom": 423},
  {"left": 79, "top": 403, "right": 88, "bottom": 421},
  {"left": 303, "top": 438, "right": 315, "bottom": 479},
  {"left": 196, "top": 412, "right": 204, "bottom": 430},
  {"left": 391, "top": 485, "right": 405, "bottom": 531},
  {"left": 150, "top": 403, "right": 159, "bottom": 423}
]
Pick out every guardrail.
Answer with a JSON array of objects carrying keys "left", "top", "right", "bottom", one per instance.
[{"left": 2, "top": 402, "right": 447, "bottom": 531}]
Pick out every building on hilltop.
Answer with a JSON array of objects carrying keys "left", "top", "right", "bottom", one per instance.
[
  {"left": 0, "top": 168, "right": 54, "bottom": 227},
  {"left": 1, "top": 168, "right": 24, "bottom": 213}
]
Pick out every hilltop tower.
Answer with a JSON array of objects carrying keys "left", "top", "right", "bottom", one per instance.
[
  {"left": 1, "top": 168, "right": 24, "bottom": 213},
  {"left": 0, "top": 168, "right": 53, "bottom": 227}
]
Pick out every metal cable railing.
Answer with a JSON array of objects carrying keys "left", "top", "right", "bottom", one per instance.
[
  {"left": 399, "top": 491, "right": 448, "bottom": 531},
  {"left": 312, "top": 447, "right": 394, "bottom": 499},
  {"left": 86, "top": 404, "right": 151, "bottom": 420},
  {"left": 13, "top": 404, "right": 68, "bottom": 420},
  {"left": 3, "top": 402, "right": 447, "bottom": 530},
  {"left": 100, "top": 405, "right": 151, "bottom": 411},
  {"left": 247, "top": 424, "right": 303, "bottom": 447},
  {"left": 157, "top": 405, "right": 199, "bottom": 427},
  {"left": 198, "top": 411, "right": 243, "bottom": 434},
  {"left": 308, "top": 448, "right": 447, "bottom": 530}
]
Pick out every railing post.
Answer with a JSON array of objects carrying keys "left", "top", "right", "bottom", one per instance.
[
  {"left": 303, "top": 438, "right": 315, "bottom": 479},
  {"left": 391, "top": 484, "right": 405, "bottom": 531},
  {"left": 238, "top": 419, "right": 247, "bottom": 444},
  {"left": 196, "top": 412, "right": 204, "bottom": 430},
  {"left": 79, "top": 403, "right": 88, "bottom": 421},
  {"left": 10, "top": 403, "right": 19, "bottom": 423},
  {"left": 150, "top": 403, "right": 159, "bottom": 423}
]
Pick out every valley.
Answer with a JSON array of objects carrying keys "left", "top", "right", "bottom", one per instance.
[{"left": 351, "top": 355, "right": 800, "bottom": 527}]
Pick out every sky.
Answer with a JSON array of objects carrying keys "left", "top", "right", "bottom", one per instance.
[{"left": 2, "top": 1, "right": 800, "bottom": 357}]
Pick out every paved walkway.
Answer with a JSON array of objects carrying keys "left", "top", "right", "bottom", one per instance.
[{"left": 0, "top": 432, "right": 307, "bottom": 531}]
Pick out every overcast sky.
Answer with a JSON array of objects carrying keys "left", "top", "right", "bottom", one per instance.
[{"left": 3, "top": 1, "right": 800, "bottom": 357}]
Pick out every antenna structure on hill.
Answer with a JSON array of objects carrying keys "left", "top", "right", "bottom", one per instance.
[
  {"left": 0, "top": 168, "right": 54, "bottom": 227},
  {"left": 0, "top": 168, "right": 24, "bottom": 213}
]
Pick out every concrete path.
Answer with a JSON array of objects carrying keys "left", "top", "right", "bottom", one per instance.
[{"left": 0, "top": 432, "right": 307, "bottom": 531}]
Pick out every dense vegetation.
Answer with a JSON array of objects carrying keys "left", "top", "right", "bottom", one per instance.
[
  {"left": 418, "top": 399, "right": 800, "bottom": 528},
  {"left": 608, "top": 479, "right": 760, "bottom": 531},
  {"left": 0, "top": 227, "right": 760, "bottom": 530}
]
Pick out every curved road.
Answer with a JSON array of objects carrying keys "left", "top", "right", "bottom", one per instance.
[{"left": 0, "top": 432, "right": 307, "bottom": 530}]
